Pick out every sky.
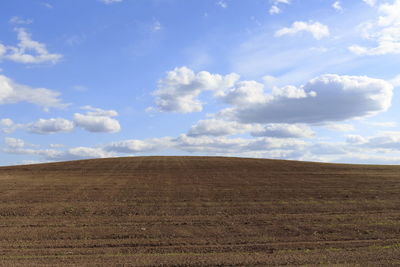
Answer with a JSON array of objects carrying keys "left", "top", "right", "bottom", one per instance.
[{"left": 1, "top": 0, "right": 400, "bottom": 166}]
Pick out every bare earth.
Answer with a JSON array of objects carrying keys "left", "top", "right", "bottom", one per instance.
[{"left": 0, "top": 156, "right": 400, "bottom": 266}]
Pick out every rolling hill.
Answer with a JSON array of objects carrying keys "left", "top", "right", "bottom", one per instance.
[{"left": 0, "top": 156, "right": 400, "bottom": 266}]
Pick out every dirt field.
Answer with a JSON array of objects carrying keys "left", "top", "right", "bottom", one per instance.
[{"left": 0, "top": 156, "right": 399, "bottom": 266}]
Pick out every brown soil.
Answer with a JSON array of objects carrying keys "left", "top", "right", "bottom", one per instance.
[{"left": 0, "top": 156, "right": 399, "bottom": 266}]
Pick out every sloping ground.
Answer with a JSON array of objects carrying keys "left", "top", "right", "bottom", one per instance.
[{"left": 0, "top": 156, "right": 400, "bottom": 266}]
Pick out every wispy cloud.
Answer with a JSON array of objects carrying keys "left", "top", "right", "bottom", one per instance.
[
  {"left": 269, "top": 0, "right": 291, "bottom": 15},
  {"left": 100, "top": 0, "right": 123, "bottom": 4},
  {"left": 362, "top": 0, "right": 376, "bottom": 7},
  {"left": 9, "top": 16, "right": 33, "bottom": 25},
  {"left": 216, "top": 0, "right": 228, "bottom": 8}
]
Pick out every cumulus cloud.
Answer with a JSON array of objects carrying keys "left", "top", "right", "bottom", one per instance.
[
  {"left": 219, "top": 80, "right": 267, "bottom": 106},
  {"left": 74, "top": 106, "right": 121, "bottom": 133},
  {"left": 350, "top": 0, "right": 400, "bottom": 55},
  {"left": 188, "top": 119, "right": 262, "bottom": 137},
  {"left": 224, "top": 74, "right": 392, "bottom": 124},
  {"left": 3, "top": 28, "right": 62, "bottom": 64},
  {"left": 0, "top": 75, "right": 66, "bottom": 110},
  {"left": 27, "top": 118, "right": 74, "bottom": 134},
  {"left": 251, "top": 124, "right": 314, "bottom": 138},
  {"left": 275, "top": 21, "right": 330, "bottom": 40},
  {"left": 151, "top": 66, "right": 239, "bottom": 113}
]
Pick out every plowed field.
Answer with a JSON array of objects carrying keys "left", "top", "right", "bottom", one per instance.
[{"left": 0, "top": 156, "right": 400, "bottom": 266}]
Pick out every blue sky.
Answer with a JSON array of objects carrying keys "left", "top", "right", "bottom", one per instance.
[{"left": 1, "top": 0, "right": 400, "bottom": 165}]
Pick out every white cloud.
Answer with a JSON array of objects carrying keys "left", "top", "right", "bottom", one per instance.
[
  {"left": 251, "top": 124, "right": 315, "bottom": 138},
  {"left": 309, "top": 141, "right": 348, "bottom": 156},
  {"left": 100, "top": 0, "right": 123, "bottom": 4},
  {"left": 49, "top": 144, "right": 65, "bottom": 148},
  {"left": 269, "top": 0, "right": 291, "bottom": 15},
  {"left": 4, "top": 28, "right": 62, "bottom": 64},
  {"left": 0, "top": 75, "right": 66, "bottom": 110},
  {"left": 72, "top": 85, "right": 89, "bottom": 92},
  {"left": 175, "top": 134, "right": 306, "bottom": 154},
  {"left": 174, "top": 135, "right": 251, "bottom": 153},
  {"left": 74, "top": 106, "right": 121, "bottom": 133},
  {"left": 28, "top": 118, "right": 74, "bottom": 134},
  {"left": 9, "top": 17, "right": 33, "bottom": 25},
  {"left": 332, "top": 1, "right": 343, "bottom": 12},
  {"left": 262, "top": 75, "right": 278, "bottom": 86},
  {"left": 3, "top": 134, "right": 306, "bottom": 162},
  {"left": 224, "top": 74, "right": 393, "bottom": 124},
  {"left": 3, "top": 137, "right": 113, "bottom": 161},
  {"left": 151, "top": 66, "right": 239, "bottom": 113},
  {"left": 350, "top": 0, "right": 400, "bottom": 55},
  {"left": 275, "top": 21, "right": 330, "bottom": 40},
  {"left": 152, "top": 20, "right": 162, "bottom": 32},
  {"left": 217, "top": 0, "right": 228, "bottom": 8},
  {"left": 269, "top": 5, "right": 281, "bottom": 15},
  {"left": 41, "top": 2, "right": 53, "bottom": 9},
  {"left": 324, "top": 123, "right": 355, "bottom": 132},
  {"left": 347, "top": 131, "right": 400, "bottom": 150},
  {"left": 80, "top": 105, "right": 118, "bottom": 117},
  {"left": 390, "top": 74, "right": 400, "bottom": 87},
  {"left": 53, "top": 147, "right": 113, "bottom": 161},
  {"left": 0, "top": 44, "right": 6, "bottom": 58},
  {"left": 364, "top": 121, "right": 397, "bottom": 127},
  {"left": 0, "top": 119, "right": 18, "bottom": 133},
  {"left": 363, "top": 0, "right": 376, "bottom": 6},
  {"left": 74, "top": 114, "right": 120, "bottom": 133},
  {"left": 188, "top": 119, "right": 262, "bottom": 137},
  {"left": 220, "top": 80, "right": 267, "bottom": 106},
  {"left": 4, "top": 137, "right": 25, "bottom": 148},
  {"left": 346, "top": 134, "right": 368, "bottom": 144},
  {"left": 0, "top": 118, "right": 13, "bottom": 128},
  {"left": 105, "top": 138, "right": 172, "bottom": 153}
]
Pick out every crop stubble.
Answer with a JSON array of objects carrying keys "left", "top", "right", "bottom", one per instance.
[{"left": 0, "top": 156, "right": 399, "bottom": 266}]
